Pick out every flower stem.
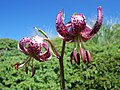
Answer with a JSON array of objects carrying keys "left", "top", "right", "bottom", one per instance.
[
  {"left": 44, "top": 38, "right": 60, "bottom": 58},
  {"left": 59, "top": 40, "right": 66, "bottom": 90}
]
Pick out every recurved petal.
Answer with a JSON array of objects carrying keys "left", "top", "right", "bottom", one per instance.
[
  {"left": 86, "top": 50, "right": 91, "bottom": 63},
  {"left": 81, "top": 24, "right": 92, "bottom": 42},
  {"left": 56, "top": 10, "right": 72, "bottom": 41},
  {"left": 18, "top": 37, "right": 31, "bottom": 55},
  {"left": 89, "top": 6, "right": 103, "bottom": 36},
  {"left": 56, "top": 10, "right": 64, "bottom": 25},
  {"left": 81, "top": 6, "right": 103, "bottom": 42},
  {"left": 36, "top": 42, "right": 52, "bottom": 61}
]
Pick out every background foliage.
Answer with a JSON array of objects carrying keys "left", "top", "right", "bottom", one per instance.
[{"left": 0, "top": 23, "right": 120, "bottom": 90}]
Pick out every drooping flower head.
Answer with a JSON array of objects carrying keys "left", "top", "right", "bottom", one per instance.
[
  {"left": 14, "top": 35, "right": 52, "bottom": 76},
  {"left": 18, "top": 35, "right": 52, "bottom": 61},
  {"left": 56, "top": 6, "right": 103, "bottom": 64}
]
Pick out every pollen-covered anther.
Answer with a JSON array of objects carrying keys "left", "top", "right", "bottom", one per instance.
[
  {"left": 86, "top": 50, "right": 91, "bottom": 63},
  {"left": 80, "top": 48, "right": 87, "bottom": 63}
]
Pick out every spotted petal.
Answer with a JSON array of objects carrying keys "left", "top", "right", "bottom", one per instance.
[
  {"left": 27, "top": 36, "right": 43, "bottom": 56},
  {"left": 81, "top": 24, "right": 92, "bottom": 42},
  {"left": 81, "top": 6, "right": 103, "bottom": 42},
  {"left": 90, "top": 6, "right": 103, "bottom": 36},
  {"left": 18, "top": 37, "right": 31, "bottom": 55},
  {"left": 70, "top": 14, "right": 86, "bottom": 34},
  {"left": 18, "top": 35, "right": 52, "bottom": 61},
  {"left": 56, "top": 10, "right": 73, "bottom": 41},
  {"left": 35, "top": 42, "right": 52, "bottom": 61}
]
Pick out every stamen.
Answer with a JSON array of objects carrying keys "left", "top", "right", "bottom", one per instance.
[
  {"left": 80, "top": 48, "right": 86, "bottom": 63},
  {"left": 31, "top": 66, "right": 36, "bottom": 77},
  {"left": 25, "top": 66, "right": 28, "bottom": 74},
  {"left": 18, "top": 57, "right": 32, "bottom": 69},
  {"left": 23, "top": 56, "right": 32, "bottom": 66}
]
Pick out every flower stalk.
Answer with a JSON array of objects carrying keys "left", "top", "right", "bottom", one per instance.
[{"left": 59, "top": 40, "right": 66, "bottom": 90}]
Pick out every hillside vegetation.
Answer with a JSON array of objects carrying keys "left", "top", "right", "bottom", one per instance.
[{"left": 0, "top": 24, "right": 120, "bottom": 90}]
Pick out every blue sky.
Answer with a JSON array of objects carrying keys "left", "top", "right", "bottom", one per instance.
[{"left": 0, "top": 0, "right": 120, "bottom": 40}]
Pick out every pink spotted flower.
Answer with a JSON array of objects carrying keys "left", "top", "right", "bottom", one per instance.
[
  {"left": 56, "top": 6, "right": 103, "bottom": 65},
  {"left": 14, "top": 35, "right": 52, "bottom": 76}
]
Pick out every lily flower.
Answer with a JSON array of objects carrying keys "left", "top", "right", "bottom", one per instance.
[
  {"left": 14, "top": 35, "right": 52, "bottom": 76},
  {"left": 56, "top": 6, "right": 103, "bottom": 64}
]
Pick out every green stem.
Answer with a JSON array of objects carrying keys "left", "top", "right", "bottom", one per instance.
[
  {"left": 59, "top": 40, "right": 66, "bottom": 90},
  {"left": 44, "top": 38, "right": 60, "bottom": 58}
]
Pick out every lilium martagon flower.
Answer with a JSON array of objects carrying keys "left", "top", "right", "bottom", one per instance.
[
  {"left": 56, "top": 6, "right": 103, "bottom": 65},
  {"left": 14, "top": 35, "right": 52, "bottom": 77}
]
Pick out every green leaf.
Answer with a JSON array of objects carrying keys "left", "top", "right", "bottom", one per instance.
[
  {"left": 73, "top": 12, "right": 77, "bottom": 15},
  {"left": 62, "top": 11, "right": 65, "bottom": 20},
  {"left": 50, "top": 45, "right": 57, "bottom": 57},
  {"left": 34, "top": 27, "right": 48, "bottom": 38},
  {"left": 44, "top": 38, "right": 60, "bottom": 57}
]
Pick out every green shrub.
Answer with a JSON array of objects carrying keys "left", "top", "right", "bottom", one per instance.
[{"left": 0, "top": 23, "right": 120, "bottom": 89}]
